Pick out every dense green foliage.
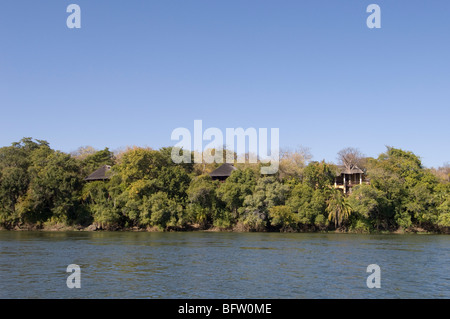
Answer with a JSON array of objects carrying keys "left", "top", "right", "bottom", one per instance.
[{"left": 0, "top": 138, "right": 449, "bottom": 233}]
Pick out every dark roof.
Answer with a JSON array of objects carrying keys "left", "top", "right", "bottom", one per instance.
[
  {"left": 209, "top": 163, "right": 237, "bottom": 177},
  {"left": 338, "top": 165, "right": 364, "bottom": 175},
  {"left": 84, "top": 165, "right": 112, "bottom": 181}
]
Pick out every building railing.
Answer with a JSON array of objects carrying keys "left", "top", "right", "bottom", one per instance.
[{"left": 335, "top": 180, "right": 370, "bottom": 186}]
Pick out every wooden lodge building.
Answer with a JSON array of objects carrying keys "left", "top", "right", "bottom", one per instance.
[{"left": 334, "top": 165, "right": 368, "bottom": 194}]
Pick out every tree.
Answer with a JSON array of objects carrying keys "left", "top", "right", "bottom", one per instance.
[
  {"left": 155, "top": 165, "right": 191, "bottom": 201},
  {"left": 23, "top": 150, "right": 84, "bottom": 225},
  {"left": 268, "top": 205, "right": 299, "bottom": 232},
  {"left": 141, "top": 191, "right": 183, "bottom": 230},
  {"left": 71, "top": 146, "right": 98, "bottom": 160},
  {"left": 241, "top": 176, "right": 290, "bottom": 231},
  {"left": 11, "top": 137, "right": 49, "bottom": 152},
  {"left": 159, "top": 146, "right": 195, "bottom": 173},
  {"left": 0, "top": 138, "right": 54, "bottom": 227},
  {"left": 115, "top": 148, "right": 165, "bottom": 183},
  {"left": 243, "top": 176, "right": 289, "bottom": 213},
  {"left": 0, "top": 146, "right": 30, "bottom": 227},
  {"left": 337, "top": 147, "right": 365, "bottom": 170},
  {"left": 81, "top": 181, "right": 119, "bottom": 229},
  {"left": 404, "top": 183, "right": 437, "bottom": 228},
  {"left": 303, "top": 160, "right": 336, "bottom": 190},
  {"left": 80, "top": 148, "right": 115, "bottom": 176},
  {"left": 430, "top": 163, "right": 450, "bottom": 183},
  {"left": 367, "top": 147, "right": 439, "bottom": 230},
  {"left": 186, "top": 175, "right": 219, "bottom": 228},
  {"left": 436, "top": 183, "right": 450, "bottom": 228},
  {"left": 278, "top": 146, "right": 312, "bottom": 181},
  {"left": 348, "top": 184, "right": 385, "bottom": 230},
  {"left": 216, "top": 168, "right": 256, "bottom": 218},
  {"left": 326, "top": 189, "right": 352, "bottom": 229},
  {"left": 437, "top": 199, "right": 450, "bottom": 228},
  {"left": 117, "top": 178, "right": 158, "bottom": 227},
  {"left": 287, "top": 183, "right": 313, "bottom": 224}
]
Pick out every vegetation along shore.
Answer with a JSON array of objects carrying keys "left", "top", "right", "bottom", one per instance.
[{"left": 0, "top": 138, "right": 449, "bottom": 234}]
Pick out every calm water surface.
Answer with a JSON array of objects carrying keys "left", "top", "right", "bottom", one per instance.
[{"left": 0, "top": 231, "right": 448, "bottom": 298}]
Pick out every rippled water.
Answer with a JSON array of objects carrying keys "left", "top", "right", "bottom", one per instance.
[{"left": 0, "top": 231, "right": 448, "bottom": 298}]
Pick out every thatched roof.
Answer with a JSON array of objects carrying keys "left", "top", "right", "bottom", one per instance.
[
  {"left": 338, "top": 165, "right": 364, "bottom": 175},
  {"left": 84, "top": 165, "right": 112, "bottom": 181},
  {"left": 209, "top": 163, "right": 237, "bottom": 177}
]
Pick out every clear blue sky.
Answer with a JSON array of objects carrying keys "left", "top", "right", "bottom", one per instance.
[{"left": 1, "top": 0, "right": 449, "bottom": 168}]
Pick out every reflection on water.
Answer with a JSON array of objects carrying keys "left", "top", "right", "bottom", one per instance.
[{"left": 0, "top": 231, "right": 449, "bottom": 298}]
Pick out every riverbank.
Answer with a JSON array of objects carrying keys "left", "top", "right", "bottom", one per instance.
[{"left": 2, "top": 222, "right": 448, "bottom": 235}]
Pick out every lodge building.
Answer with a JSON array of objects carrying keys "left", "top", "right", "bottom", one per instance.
[{"left": 334, "top": 165, "right": 369, "bottom": 194}]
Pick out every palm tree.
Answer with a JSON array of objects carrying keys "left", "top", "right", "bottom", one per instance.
[{"left": 326, "top": 189, "right": 352, "bottom": 229}]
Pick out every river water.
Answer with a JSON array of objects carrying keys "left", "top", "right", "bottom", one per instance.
[{"left": 0, "top": 231, "right": 448, "bottom": 298}]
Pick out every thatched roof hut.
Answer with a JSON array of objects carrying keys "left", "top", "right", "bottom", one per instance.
[
  {"left": 334, "top": 165, "right": 367, "bottom": 194},
  {"left": 84, "top": 165, "right": 112, "bottom": 181},
  {"left": 209, "top": 163, "right": 237, "bottom": 181}
]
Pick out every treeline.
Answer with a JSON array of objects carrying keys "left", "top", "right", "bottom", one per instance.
[{"left": 0, "top": 137, "right": 449, "bottom": 233}]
